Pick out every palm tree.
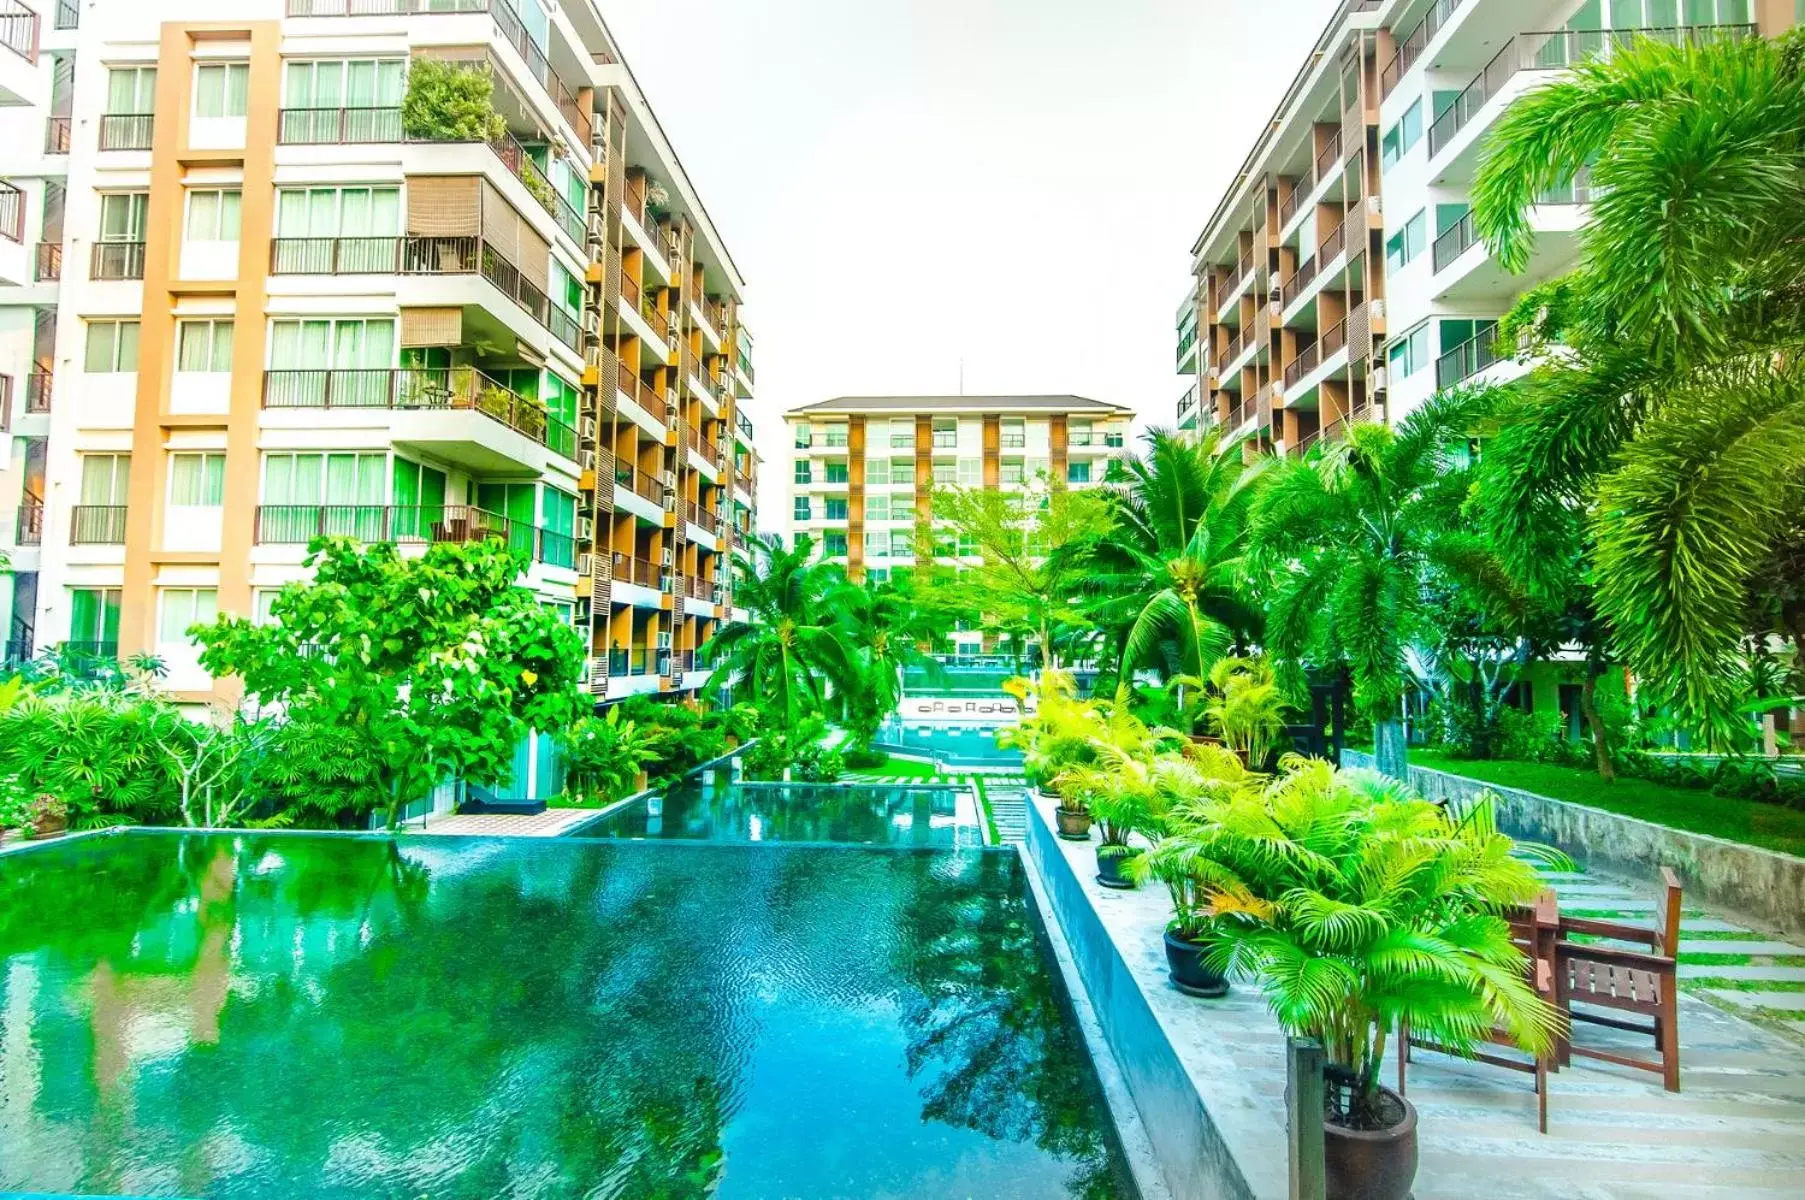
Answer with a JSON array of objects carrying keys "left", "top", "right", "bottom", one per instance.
[
  {"left": 833, "top": 576, "right": 945, "bottom": 750},
  {"left": 1251, "top": 390, "right": 1492, "bottom": 778},
  {"left": 1470, "top": 27, "right": 1805, "bottom": 742},
  {"left": 1088, "top": 427, "right": 1267, "bottom": 687},
  {"left": 701, "top": 534, "right": 859, "bottom": 728}
]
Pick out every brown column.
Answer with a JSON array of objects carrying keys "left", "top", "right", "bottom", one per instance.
[
  {"left": 982, "top": 415, "right": 1000, "bottom": 488},
  {"left": 120, "top": 22, "right": 280, "bottom": 672},
  {"left": 914, "top": 414, "right": 933, "bottom": 557},
  {"left": 846, "top": 416, "right": 866, "bottom": 582},
  {"left": 1049, "top": 416, "right": 1069, "bottom": 489}
]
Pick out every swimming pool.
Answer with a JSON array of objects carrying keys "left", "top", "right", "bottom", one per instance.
[
  {"left": 0, "top": 831, "right": 1136, "bottom": 1198},
  {"left": 572, "top": 774, "right": 983, "bottom": 847},
  {"left": 878, "top": 717, "right": 1025, "bottom": 767}
]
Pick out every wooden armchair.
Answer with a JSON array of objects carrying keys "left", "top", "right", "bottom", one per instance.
[
  {"left": 1399, "top": 888, "right": 1560, "bottom": 1133},
  {"left": 1552, "top": 867, "right": 1683, "bottom": 1092}
]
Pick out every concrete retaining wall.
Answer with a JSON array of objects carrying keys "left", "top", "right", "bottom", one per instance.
[
  {"left": 1024, "top": 798, "right": 1288, "bottom": 1199},
  {"left": 1344, "top": 750, "right": 1805, "bottom": 940}
]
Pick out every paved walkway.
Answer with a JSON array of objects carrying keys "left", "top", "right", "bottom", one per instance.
[
  {"left": 417, "top": 808, "right": 600, "bottom": 838},
  {"left": 1546, "top": 865, "right": 1805, "bottom": 1044}
]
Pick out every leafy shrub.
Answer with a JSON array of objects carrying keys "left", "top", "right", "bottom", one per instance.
[
  {"left": 791, "top": 742, "right": 844, "bottom": 783},
  {"left": 1495, "top": 709, "right": 1579, "bottom": 765},
  {"left": 401, "top": 59, "right": 506, "bottom": 143},
  {"left": 842, "top": 746, "right": 889, "bottom": 770}
]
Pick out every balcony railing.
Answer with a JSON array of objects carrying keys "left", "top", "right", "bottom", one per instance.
[
  {"left": 1428, "top": 25, "right": 1752, "bottom": 160},
  {"left": 254, "top": 503, "right": 574, "bottom": 566},
  {"left": 490, "top": 0, "right": 591, "bottom": 147},
  {"left": 0, "top": 0, "right": 37, "bottom": 63},
  {"left": 271, "top": 236, "right": 404, "bottom": 274},
  {"left": 612, "top": 463, "right": 665, "bottom": 508},
  {"left": 1282, "top": 257, "right": 1319, "bottom": 308},
  {"left": 98, "top": 114, "right": 154, "bottom": 151},
  {"left": 1381, "top": 0, "right": 1466, "bottom": 97},
  {"left": 1314, "top": 129, "right": 1343, "bottom": 185},
  {"left": 1431, "top": 210, "right": 1478, "bottom": 273},
  {"left": 262, "top": 367, "right": 577, "bottom": 461},
  {"left": 0, "top": 182, "right": 20, "bottom": 243},
  {"left": 70, "top": 505, "right": 127, "bottom": 545},
  {"left": 606, "top": 648, "right": 666, "bottom": 678},
  {"left": 1435, "top": 326, "right": 1502, "bottom": 390},
  {"left": 1284, "top": 342, "right": 1320, "bottom": 390},
  {"left": 287, "top": 0, "right": 486, "bottom": 12},
  {"left": 278, "top": 106, "right": 402, "bottom": 145},
  {"left": 34, "top": 242, "right": 60, "bottom": 281},
  {"left": 1000, "top": 432, "right": 1026, "bottom": 449},
  {"left": 1317, "top": 217, "right": 1347, "bottom": 269},
  {"left": 639, "top": 296, "right": 668, "bottom": 341},
  {"left": 1321, "top": 315, "right": 1348, "bottom": 360},
  {"left": 609, "top": 552, "right": 662, "bottom": 589},
  {"left": 0, "top": 374, "right": 9, "bottom": 432},
  {"left": 44, "top": 116, "right": 70, "bottom": 153},
  {"left": 15, "top": 500, "right": 43, "bottom": 545},
  {"left": 92, "top": 241, "right": 146, "bottom": 281},
  {"left": 26, "top": 371, "right": 51, "bottom": 413},
  {"left": 489, "top": 127, "right": 586, "bottom": 246}
]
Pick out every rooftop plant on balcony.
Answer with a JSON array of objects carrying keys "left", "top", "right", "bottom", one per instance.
[{"left": 401, "top": 58, "right": 507, "bottom": 143}]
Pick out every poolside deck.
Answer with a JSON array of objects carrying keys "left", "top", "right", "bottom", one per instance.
[
  {"left": 1025, "top": 797, "right": 1805, "bottom": 1199},
  {"left": 418, "top": 807, "right": 599, "bottom": 838}
]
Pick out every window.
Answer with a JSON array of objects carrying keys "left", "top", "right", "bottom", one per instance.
[
  {"left": 1066, "top": 461, "right": 1092, "bottom": 485},
  {"left": 823, "top": 424, "right": 849, "bottom": 448},
  {"left": 283, "top": 58, "right": 404, "bottom": 109},
  {"left": 264, "top": 451, "right": 386, "bottom": 506},
  {"left": 956, "top": 532, "right": 980, "bottom": 557},
  {"left": 932, "top": 459, "right": 957, "bottom": 487},
  {"left": 1380, "top": 100, "right": 1422, "bottom": 172},
  {"left": 1385, "top": 210, "right": 1427, "bottom": 273},
  {"left": 865, "top": 531, "right": 888, "bottom": 555},
  {"left": 69, "top": 588, "right": 122, "bottom": 647},
  {"left": 823, "top": 532, "right": 848, "bottom": 558},
  {"left": 890, "top": 530, "right": 913, "bottom": 557},
  {"left": 825, "top": 462, "right": 849, "bottom": 485},
  {"left": 1027, "top": 457, "right": 1050, "bottom": 482},
  {"left": 825, "top": 498, "right": 848, "bottom": 521},
  {"left": 794, "top": 424, "right": 812, "bottom": 448},
  {"left": 1386, "top": 322, "right": 1432, "bottom": 379},
  {"left": 177, "top": 319, "right": 234, "bottom": 373},
  {"left": 550, "top": 259, "right": 582, "bottom": 321},
  {"left": 893, "top": 458, "right": 914, "bottom": 483},
  {"left": 169, "top": 453, "right": 226, "bottom": 506},
  {"left": 889, "top": 421, "right": 914, "bottom": 449},
  {"left": 80, "top": 454, "right": 131, "bottom": 505},
  {"left": 1000, "top": 461, "right": 1025, "bottom": 487},
  {"left": 276, "top": 186, "right": 400, "bottom": 237},
  {"left": 540, "top": 370, "right": 580, "bottom": 430},
  {"left": 793, "top": 497, "right": 811, "bottom": 521},
  {"left": 541, "top": 487, "right": 576, "bottom": 565},
  {"left": 85, "top": 321, "right": 140, "bottom": 372},
  {"left": 866, "top": 494, "right": 890, "bottom": 522},
  {"left": 932, "top": 418, "right": 956, "bottom": 448},
  {"left": 186, "top": 189, "right": 242, "bottom": 241},
  {"left": 99, "top": 193, "right": 148, "bottom": 242},
  {"left": 253, "top": 589, "right": 281, "bottom": 625},
  {"left": 158, "top": 588, "right": 218, "bottom": 644},
  {"left": 865, "top": 457, "right": 890, "bottom": 486},
  {"left": 893, "top": 496, "right": 915, "bottom": 522},
  {"left": 1001, "top": 419, "right": 1026, "bottom": 449},
  {"left": 106, "top": 67, "right": 157, "bottom": 114},
  {"left": 195, "top": 63, "right": 249, "bottom": 119},
  {"left": 957, "top": 458, "right": 982, "bottom": 488},
  {"left": 793, "top": 460, "right": 812, "bottom": 484},
  {"left": 268, "top": 317, "right": 395, "bottom": 368}
]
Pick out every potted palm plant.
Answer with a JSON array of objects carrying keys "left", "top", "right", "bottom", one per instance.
[
  {"left": 1204, "top": 656, "right": 1289, "bottom": 769},
  {"left": 1185, "top": 758, "right": 1563, "bottom": 1200}
]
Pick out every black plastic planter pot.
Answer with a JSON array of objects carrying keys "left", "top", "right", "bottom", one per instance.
[
  {"left": 1162, "top": 930, "right": 1229, "bottom": 997},
  {"left": 1094, "top": 846, "right": 1141, "bottom": 890},
  {"left": 1054, "top": 807, "right": 1093, "bottom": 841},
  {"left": 1323, "top": 1087, "right": 1418, "bottom": 1200}
]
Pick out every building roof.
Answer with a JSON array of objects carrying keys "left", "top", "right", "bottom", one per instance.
[{"left": 786, "top": 394, "right": 1133, "bottom": 417}]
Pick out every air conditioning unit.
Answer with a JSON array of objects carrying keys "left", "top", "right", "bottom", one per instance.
[
  {"left": 580, "top": 415, "right": 598, "bottom": 440},
  {"left": 1367, "top": 194, "right": 1383, "bottom": 215},
  {"left": 1371, "top": 298, "right": 1386, "bottom": 320},
  {"left": 662, "top": 493, "right": 677, "bottom": 511},
  {"left": 576, "top": 552, "right": 593, "bottom": 577},
  {"left": 574, "top": 598, "right": 591, "bottom": 625},
  {"left": 579, "top": 449, "right": 596, "bottom": 472},
  {"left": 655, "top": 631, "right": 672, "bottom": 650},
  {"left": 576, "top": 516, "right": 594, "bottom": 541},
  {"left": 1370, "top": 366, "right": 1389, "bottom": 394},
  {"left": 660, "top": 548, "right": 673, "bottom": 566},
  {"left": 660, "top": 470, "right": 677, "bottom": 487}
]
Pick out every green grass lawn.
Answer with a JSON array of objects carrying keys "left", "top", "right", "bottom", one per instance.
[
  {"left": 1406, "top": 751, "right": 1805, "bottom": 858},
  {"left": 846, "top": 756, "right": 940, "bottom": 780}
]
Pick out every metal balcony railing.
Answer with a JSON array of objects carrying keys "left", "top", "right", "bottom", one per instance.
[
  {"left": 1283, "top": 257, "right": 1319, "bottom": 308},
  {"left": 70, "top": 505, "right": 127, "bottom": 545},
  {"left": 92, "top": 241, "right": 145, "bottom": 280},
  {"left": 0, "top": 0, "right": 37, "bottom": 63},
  {"left": 278, "top": 106, "right": 402, "bottom": 145},
  {"left": 1435, "top": 326, "right": 1502, "bottom": 390},
  {"left": 1381, "top": 0, "right": 1466, "bottom": 97},
  {"left": 0, "top": 182, "right": 21, "bottom": 243},
  {"left": 26, "top": 371, "right": 51, "bottom": 413},
  {"left": 34, "top": 242, "right": 60, "bottom": 281},
  {"left": 611, "top": 463, "right": 665, "bottom": 508},
  {"left": 261, "top": 367, "right": 577, "bottom": 461},
  {"left": 1432, "top": 210, "right": 1478, "bottom": 273},
  {"left": 15, "top": 500, "right": 43, "bottom": 545},
  {"left": 609, "top": 551, "right": 662, "bottom": 589},
  {"left": 254, "top": 502, "right": 573, "bottom": 566},
  {"left": 98, "top": 114, "right": 154, "bottom": 151}
]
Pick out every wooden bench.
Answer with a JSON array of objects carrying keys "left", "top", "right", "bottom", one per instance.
[
  {"left": 1399, "top": 888, "right": 1560, "bottom": 1132},
  {"left": 1553, "top": 867, "right": 1682, "bottom": 1092}
]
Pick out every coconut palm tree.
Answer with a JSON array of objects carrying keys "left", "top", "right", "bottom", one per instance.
[
  {"left": 1470, "top": 27, "right": 1805, "bottom": 742},
  {"left": 701, "top": 534, "right": 859, "bottom": 728},
  {"left": 1088, "top": 427, "right": 1268, "bottom": 687},
  {"left": 833, "top": 575, "right": 946, "bottom": 751},
  {"left": 1251, "top": 389, "right": 1493, "bottom": 778}
]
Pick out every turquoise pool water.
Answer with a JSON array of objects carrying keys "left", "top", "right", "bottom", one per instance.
[
  {"left": 572, "top": 776, "right": 981, "bottom": 846},
  {"left": 878, "top": 719, "right": 1025, "bottom": 767},
  {"left": 0, "top": 831, "right": 1136, "bottom": 1198}
]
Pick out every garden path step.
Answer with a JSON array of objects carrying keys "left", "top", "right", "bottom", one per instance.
[
  {"left": 1680, "top": 941, "right": 1805, "bottom": 957},
  {"left": 1678, "top": 965, "right": 1805, "bottom": 982},
  {"left": 1707, "top": 991, "right": 1805, "bottom": 1014}
]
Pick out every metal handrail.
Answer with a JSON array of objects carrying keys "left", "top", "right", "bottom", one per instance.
[
  {"left": 98, "top": 113, "right": 153, "bottom": 151},
  {"left": 261, "top": 367, "right": 576, "bottom": 460},
  {"left": 70, "top": 505, "right": 127, "bottom": 545}
]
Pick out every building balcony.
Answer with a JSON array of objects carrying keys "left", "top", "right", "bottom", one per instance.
[
  {"left": 1380, "top": 0, "right": 1468, "bottom": 97},
  {"left": 34, "top": 242, "right": 60, "bottom": 282},
  {"left": 0, "top": 3, "right": 39, "bottom": 108},
  {"left": 611, "top": 463, "right": 667, "bottom": 523},
  {"left": 253, "top": 502, "right": 574, "bottom": 568},
  {"left": 43, "top": 115, "right": 69, "bottom": 155},
  {"left": 25, "top": 370, "right": 50, "bottom": 415},
  {"left": 1430, "top": 182, "right": 1590, "bottom": 302},
  {"left": 70, "top": 505, "right": 126, "bottom": 545},
  {"left": 14, "top": 499, "right": 42, "bottom": 546},
  {"left": 262, "top": 366, "right": 577, "bottom": 466}
]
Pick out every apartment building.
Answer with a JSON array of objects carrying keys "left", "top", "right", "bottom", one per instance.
[
  {"left": 0, "top": 0, "right": 759, "bottom": 729},
  {"left": 1176, "top": 0, "right": 1796, "bottom": 447},
  {"left": 786, "top": 395, "right": 1133, "bottom": 584}
]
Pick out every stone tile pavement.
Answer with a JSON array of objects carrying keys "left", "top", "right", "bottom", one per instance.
[{"left": 417, "top": 807, "right": 601, "bottom": 838}]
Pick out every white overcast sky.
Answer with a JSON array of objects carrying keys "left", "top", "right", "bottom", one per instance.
[{"left": 599, "top": 0, "right": 1343, "bottom": 531}]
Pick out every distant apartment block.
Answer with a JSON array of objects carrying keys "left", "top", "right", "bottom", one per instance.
[
  {"left": 0, "top": 0, "right": 760, "bottom": 720},
  {"left": 786, "top": 395, "right": 1132, "bottom": 583},
  {"left": 1176, "top": 0, "right": 1793, "bottom": 448}
]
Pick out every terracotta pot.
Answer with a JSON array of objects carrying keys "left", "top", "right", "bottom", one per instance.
[
  {"left": 1163, "top": 930, "right": 1229, "bottom": 997},
  {"left": 1037, "top": 782, "right": 1061, "bottom": 801},
  {"left": 1323, "top": 1087, "right": 1418, "bottom": 1200},
  {"left": 1094, "top": 845, "right": 1140, "bottom": 889},
  {"left": 1054, "top": 806, "right": 1093, "bottom": 841}
]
